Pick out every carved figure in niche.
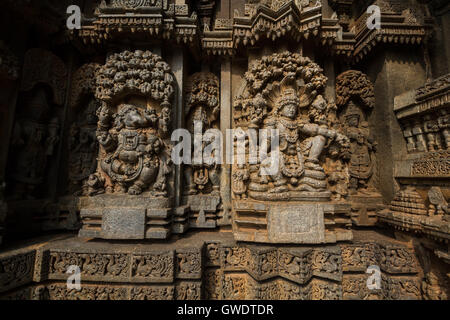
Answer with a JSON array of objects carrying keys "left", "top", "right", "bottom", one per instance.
[
  {"left": 437, "top": 109, "right": 449, "bottom": 149},
  {"left": 184, "top": 72, "right": 220, "bottom": 195},
  {"left": 9, "top": 87, "right": 60, "bottom": 199},
  {"left": 233, "top": 52, "right": 349, "bottom": 200},
  {"left": 336, "top": 70, "right": 377, "bottom": 196},
  {"left": 259, "top": 90, "right": 342, "bottom": 194},
  {"left": 424, "top": 114, "right": 443, "bottom": 151},
  {"left": 325, "top": 143, "right": 349, "bottom": 201},
  {"left": 98, "top": 103, "right": 170, "bottom": 196},
  {"left": 69, "top": 99, "right": 99, "bottom": 196},
  {"left": 91, "top": 50, "right": 175, "bottom": 197},
  {"left": 343, "top": 104, "right": 376, "bottom": 195},
  {"left": 67, "top": 63, "right": 102, "bottom": 196},
  {"left": 232, "top": 164, "right": 249, "bottom": 199}
]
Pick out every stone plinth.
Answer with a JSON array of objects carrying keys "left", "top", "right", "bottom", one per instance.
[
  {"left": 184, "top": 194, "right": 221, "bottom": 229},
  {"left": 349, "top": 194, "right": 384, "bottom": 227},
  {"left": 233, "top": 200, "right": 352, "bottom": 244},
  {"left": 79, "top": 194, "right": 173, "bottom": 240},
  {"left": 0, "top": 231, "right": 423, "bottom": 300}
]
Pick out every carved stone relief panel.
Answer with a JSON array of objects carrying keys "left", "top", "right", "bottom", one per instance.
[
  {"left": 78, "top": 50, "right": 176, "bottom": 240},
  {"left": 232, "top": 51, "right": 352, "bottom": 244},
  {"left": 182, "top": 72, "right": 221, "bottom": 229},
  {"left": 68, "top": 63, "right": 102, "bottom": 196},
  {"left": 7, "top": 48, "right": 67, "bottom": 200},
  {"left": 335, "top": 70, "right": 382, "bottom": 226}
]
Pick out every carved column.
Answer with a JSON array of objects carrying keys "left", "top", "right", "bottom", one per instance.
[
  {"left": 0, "top": 43, "right": 20, "bottom": 245},
  {"left": 219, "top": 58, "right": 232, "bottom": 226}
]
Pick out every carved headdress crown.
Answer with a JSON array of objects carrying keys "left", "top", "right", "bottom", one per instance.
[{"left": 278, "top": 88, "right": 300, "bottom": 111}]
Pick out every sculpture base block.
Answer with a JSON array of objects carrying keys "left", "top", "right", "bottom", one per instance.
[
  {"left": 248, "top": 190, "right": 331, "bottom": 202},
  {"left": 79, "top": 194, "right": 173, "bottom": 240},
  {"left": 233, "top": 200, "right": 352, "bottom": 244},
  {"left": 349, "top": 194, "right": 384, "bottom": 227},
  {"left": 183, "top": 194, "right": 221, "bottom": 229}
]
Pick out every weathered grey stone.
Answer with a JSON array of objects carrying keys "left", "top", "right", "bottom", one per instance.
[
  {"left": 102, "top": 208, "right": 146, "bottom": 240},
  {"left": 268, "top": 204, "right": 325, "bottom": 244}
]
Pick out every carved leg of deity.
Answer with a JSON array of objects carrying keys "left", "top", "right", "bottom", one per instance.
[
  {"left": 208, "top": 167, "right": 220, "bottom": 196},
  {"left": 128, "top": 181, "right": 145, "bottom": 195},
  {"left": 115, "top": 182, "right": 128, "bottom": 194},
  {"left": 269, "top": 169, "right": 289, "bottom": 194},
  {"left": 153, "top": 164, "right": 168, "bottom": 196},
  {"left": 184, "top": 167, "right": 197, "bottom": 195},
  {"left": 306, "top": 135, "right": 327, "bottom": 168}
]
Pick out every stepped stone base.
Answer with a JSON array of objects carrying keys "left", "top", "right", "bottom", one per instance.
[
  {"left": 233, "top": 200, "right": 353, "bottom": 244},
  {"left": 0, "top": 231, "right": 425, "bottom": 300},
  {"left": 78, "top": 194, "right": 173, "bottom": 240}
]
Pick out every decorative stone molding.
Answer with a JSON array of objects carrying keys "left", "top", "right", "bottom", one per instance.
[
  {"left": 378, "top": 186, "right": 450, "bottom": 243},
  {"left": 75, "top": 0, "right": 198, "bottom": 47},
  {"left": 394, "top": 74, "right": 449, "bottom": 180},
  {"left": 0, "top": 233, "right": 423, "bottom": 300}
]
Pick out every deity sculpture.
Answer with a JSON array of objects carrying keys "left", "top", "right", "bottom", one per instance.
[
  {"left": 68, "top": 99, "right": 99, "bottom": 196},
  {"left": 336, "top": 70, "right": 377, "bottom": 196},
  {"left": 343, "top": 103, "right": 376, "bottom": 195},
  {"left": 184, "top": 72, "right": 221, "bottom": 196},
  {"left": 249, "top": 88, "right": 347, "bottom": 197},
  {"left": 86, "top": 50, "right": 176, "bottom": 198},
  {"left": 9, "top": 87, "right": 60, "bottom": 199},
  {"left": 98, "top": 103, "right": 170, "bottom": 196}
]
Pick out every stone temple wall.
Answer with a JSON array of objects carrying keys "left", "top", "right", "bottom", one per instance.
[{"left": 0, "top": 0, "right": 449, "bottom": 300}]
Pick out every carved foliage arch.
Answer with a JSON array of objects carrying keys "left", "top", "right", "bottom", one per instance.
[
  {"left": 185, "top": 72, "right": 220, "bottom": 117},
  {"left": 234, "top": 51, "right": 328, "bottom": 126},
  {"left": 69, "top": 63, "right": 101, "bottom": 110},
  {"left": 96, "top": 50, "right": 175, "bottom": 107},
  {"left": 21, "top": 48, "right": 68, "bottom": 106},
  {"left": 336, "top": 70, "right": 375, "bottom": 111}
]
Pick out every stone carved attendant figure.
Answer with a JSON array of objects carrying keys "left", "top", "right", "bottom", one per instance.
[
  {"left": 232, "top": 164, "right": 250, "bottom": 199},
  {"left": 68, "top": 99, "right": 99, "bottom": 195},
  {"left": 184, "top": 73, "right": 221, "bottom": 196},
  {"left": 184, "top": 106, "right": 220, "bottom": 195},
  {"left": 344, "top": 107, "right": 375, "bottom": 195},
  {"left": 9, "top": 88, "right": 60, "bottom": 199}
]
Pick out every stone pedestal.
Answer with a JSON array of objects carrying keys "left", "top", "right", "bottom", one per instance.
[
  {"left": 233, "top": 200, "right": 352, "bottom": 244},
  {"left": 349, "top": 194, "right": 384, "bottom": 227},
  {"left": 184, "top": 195, "right": 220, "bottom": 229},
  {"left": 79, "top": 194, "right": 173, "bottom": 240}
]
